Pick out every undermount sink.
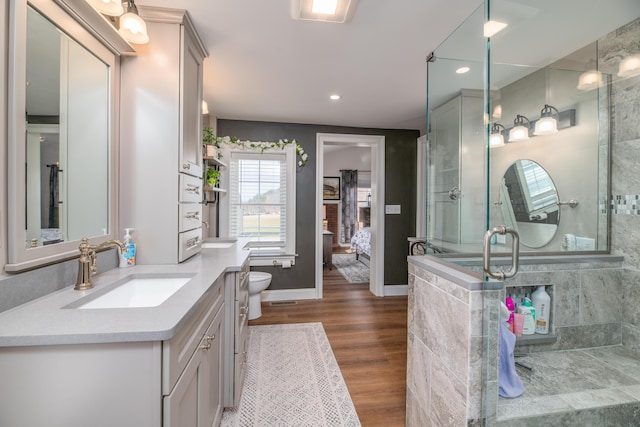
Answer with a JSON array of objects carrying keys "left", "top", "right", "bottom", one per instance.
[
  {"left": 75, "top": 275, "right": 192, "bottom": 309},
  {"left": 201, "top": 241, "right": 235, "bottom": 249}
]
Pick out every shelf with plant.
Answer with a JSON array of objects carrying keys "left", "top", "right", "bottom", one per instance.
[{"left": 202, "top": 127, "right": 308, "bottom": 167}]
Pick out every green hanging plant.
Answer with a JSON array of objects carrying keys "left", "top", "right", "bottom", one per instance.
[{"left": 202, "top": 128, "right": 308, "bottom": 167}]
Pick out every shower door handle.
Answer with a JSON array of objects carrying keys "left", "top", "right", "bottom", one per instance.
[{"left": 483, "top": 226, "right": 520, "bottom": 280}]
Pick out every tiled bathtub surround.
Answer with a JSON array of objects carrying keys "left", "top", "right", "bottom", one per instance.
[{"left": 406, "top": 257, "right": 501, "bottom": 426}]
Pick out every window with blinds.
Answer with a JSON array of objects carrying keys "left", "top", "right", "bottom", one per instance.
[{"left": 229, "top": 152, "right": 288, "bottom": 249}]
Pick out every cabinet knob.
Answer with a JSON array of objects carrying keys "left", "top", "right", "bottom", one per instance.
[
  {"left": 199, "top": 341, "right": 211, "bottom": 351},
  {"left": 183, "top": 163, "right": 191, "bottom": 170},
  {"left": 239, "top": 306, "right": 248, "bottom": 317},
  {"left": 204, "top": 334, "right": 216, "bottom": 342}
]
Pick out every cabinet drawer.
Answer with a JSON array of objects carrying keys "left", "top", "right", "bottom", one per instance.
[
  {"left": 179, "top": 228, "right": 201, "bottom": 262},
  {"left": 162, "top": 277, "right": 223, "bottom": 395},
  {"left": 179, "top": 173, "right": 202, "bottom": 203},
  {"left": 179, "top": 204, "right": 202, "bottom": 232}
]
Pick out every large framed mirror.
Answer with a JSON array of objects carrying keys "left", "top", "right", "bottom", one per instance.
[{"left": 7, "top": 0, "right": 132, "bottom": 271}]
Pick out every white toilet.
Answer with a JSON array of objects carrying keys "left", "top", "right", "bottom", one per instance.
[{"left": 248, "top": 272, "right": 272, "bottom": 320}]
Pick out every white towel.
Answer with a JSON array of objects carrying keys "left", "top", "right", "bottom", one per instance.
[
  {"left": 562, "top": 234, "right": 576, "bottom": 251},
  {"left": 575, "top": 236, "right": 595, "bottom": 250}
]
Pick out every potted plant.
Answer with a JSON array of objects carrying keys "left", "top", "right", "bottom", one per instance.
[
  {"left": 202, "top": 127, "right": 218, "bottom": 157},
  {"left": 206, "top": 168, "right": 221, "bottom": 188}
]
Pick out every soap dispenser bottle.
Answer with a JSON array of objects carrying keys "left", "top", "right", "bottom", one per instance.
[{"left": 119, "top": 228, "right": 136, "bottom": 268}]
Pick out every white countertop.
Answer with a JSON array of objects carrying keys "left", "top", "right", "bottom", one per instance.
[{"left": 0, "top": 238, "right": 251, "bottom": 348}]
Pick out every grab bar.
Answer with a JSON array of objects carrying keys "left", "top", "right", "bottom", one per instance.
[{"left": 483, "top": 226, "right": 520, "bottom": 280}]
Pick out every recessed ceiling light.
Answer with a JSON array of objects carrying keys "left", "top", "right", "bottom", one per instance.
[
  {"left": 456, "top": 66, "right": 470, "bottom": 74},
  {"left": 291, "top": 0, "right": 360, "bottom": 23},
  {"left": 312, "top": 0, "right": 338, "bottom": 14},
  {"left": 484, "top": 20, "right": 508, "bottom": 38},
  {"left": 330, "top": 94, "right": 341, "bottom": 100}
]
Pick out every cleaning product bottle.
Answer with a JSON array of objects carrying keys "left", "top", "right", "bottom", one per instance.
[
  {"left": 519, "top": 297, "right": 536, "bottom": 335},
  {"left": 532, "top": 285, "right": 551, "bottom": 334},
  {"left": 505, "top": 295, "right": 516, "bottom": 333},
  {"left": 119, "top": 228, "right": 136, "bottom": 268}
]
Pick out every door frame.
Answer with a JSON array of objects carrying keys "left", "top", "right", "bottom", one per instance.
[{"left": 315, "top": 133, "right": 385, "bottom": 298}]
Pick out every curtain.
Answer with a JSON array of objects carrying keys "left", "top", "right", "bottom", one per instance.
[
  {"left": 48, "top": 164, "right": 59, "bottom": 228},
  {"left": 341, "top": 169, "right": 358, "bottom": 243}
]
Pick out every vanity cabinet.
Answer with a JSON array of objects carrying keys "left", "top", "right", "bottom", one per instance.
[
  {"left": 0, "top": 277, "right": 225, "bottom": 427},
  {"left": 223, "top": 258, "right": 250, "bottom": 407},
  {"left": 120, "top": 7, "right": 208, "bottom": 264},
  {"left": 164, "top": 278, "right": 225, "bottom": 427}
]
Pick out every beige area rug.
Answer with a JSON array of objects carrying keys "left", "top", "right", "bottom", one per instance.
[
  {"left": 221, "top": 322, "right": 361, "bottom": 427},
  {"left": 332, "top": 253, "right": 370, "bottom": 283}
]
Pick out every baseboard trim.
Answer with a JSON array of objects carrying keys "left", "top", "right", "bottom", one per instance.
[
  {"left": 262, "top": 288, "right": 318, "bottom": 302},
  {"left": 384, "top": 284, "right": 408, "bottom": 296}
]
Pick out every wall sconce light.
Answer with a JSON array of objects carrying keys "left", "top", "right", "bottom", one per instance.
[
  {"left": 202, "top": 100, "right": 210, "bottom": 115},
  {"left": 119, "top": 0, "right": 149, "bottom": 44},
  {"left": 86, "top": 0, "right": 124, "bottom": 16},
  {"left": 577, "top": 69, "right": 602, "bottom": 91},
  {"left": 490, "top": 123, "right": 506, "bottom": 147},
  {"left": 618, "top": 54, "right": 640, "bottom": 78},
  {"left": 508, "top": 115, "right": 531, "bottom": 142},
  {"left": 534, "top": 104, "right": 560, "bottom": 136}
]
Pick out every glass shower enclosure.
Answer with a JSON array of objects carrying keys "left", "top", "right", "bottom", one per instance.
[{"left": 422, "top": 0, "right": 640, "bottom": 424}]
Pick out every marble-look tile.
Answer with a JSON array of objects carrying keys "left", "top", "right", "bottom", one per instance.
[
  {"left": 584, "top": 345, "right": 640, "bottom": 382},
  {"left": 554, "top": 323, "right": 622, "bottom": 350},
  {"left": 406, "top": 387, "right": 432, "bottom": 427},
  {"left": 497, "top": 395, "right": 572, "bottom": 420},
  {"left": 618, "top": 384, "right": 640, "bottom": 400},
  {"left": 612, "top": 214, "right": 640, "bottom": 270},
  {"left": 622, "top": 268, "right": 640, "bottom": 325},
  {"left": 612, "top": 77, "right": 640, "bottom": 143},
  {"left": 466, "top": 336, "right": 484, "bottom": 421},
  {"left": 549, "top": 277, "right": 580, "bottom": 328},
  {"left": 611, "top": 138, "right": 640, "bottom": 196},
  {"left": 559, "top": 388, "right": 637, "bottom": 410},
  {"left": 430, "top": 357, "right": 467, "bottom": 427},
  {"left": 408, "top": 273, "right": 416, "bottom": 334},
  {"left": 598, "top": 18, "right": 640, "bottom": 76},
  {"left": 410, "top": 264, "right": 471, "bottom": 304},
  {"left": 580, "top": 269, "right": 622, "bottom": 324},
  {"left": 412, "top": 276, "right": 470, "bottom": 381},
  {"left": 406, "top": 331, "right": 432, "bottom": 413},
  {"left": 623, "top": 322, "right": 640, "bottom": 350},
  {"left": 514, "top": 349, "right": 638, "bottom": 398}
]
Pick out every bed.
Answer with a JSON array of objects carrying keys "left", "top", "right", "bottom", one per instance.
[{"left": 350, "top": 227, "right": 371, "bottom": 266}]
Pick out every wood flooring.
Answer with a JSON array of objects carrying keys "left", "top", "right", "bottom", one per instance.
[{"left": 249, "top": 259, "right": 408, "bottom": 427}]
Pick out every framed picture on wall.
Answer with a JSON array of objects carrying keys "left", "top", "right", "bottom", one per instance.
[{"left": 323, "top": 177, "right": 340, "bottom": 200}]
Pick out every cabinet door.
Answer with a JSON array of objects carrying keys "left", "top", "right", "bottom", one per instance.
[
  {"left": 164, "top": 347, "right": 202, "bottom": 427},
  {"left": 202, "top": 306, "right": 225, "bottom": 427},
  {"left": 179, "top": 25, "right": 204, "bottom": 178}
]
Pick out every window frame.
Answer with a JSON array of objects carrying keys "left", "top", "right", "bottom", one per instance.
[{"left": 219, "top": 143, "right": 296, "bottom": 257}]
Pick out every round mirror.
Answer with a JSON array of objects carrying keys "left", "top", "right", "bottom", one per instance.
[{"left": 500, "top": 159, "right": 559, "bottom": 248}]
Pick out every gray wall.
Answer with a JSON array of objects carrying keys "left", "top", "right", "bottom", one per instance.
[{"left": 217, "top": 119, "right": 419, "bottom": 289}]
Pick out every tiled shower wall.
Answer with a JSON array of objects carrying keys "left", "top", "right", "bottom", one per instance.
[{"left": 603, "top": 18, "right": 640, "bottom": 350}]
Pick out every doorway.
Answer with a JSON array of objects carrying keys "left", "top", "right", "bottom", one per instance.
[{"left": 315, "top": 133, "right": 385, "bottom": 298}]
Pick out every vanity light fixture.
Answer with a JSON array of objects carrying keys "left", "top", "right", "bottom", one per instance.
[
  {"left": 577, "top": 69, "right": 602, "bottom": 91},
  {"left": 508, "top": 115, "right": 531, "bottom": 142},
  {"left": 86, "top": 0, "right": 124, "bottom": 16},
  {"left": 119, "top": 0, "right": 149, "bottom": 44},
  {"left": 533, "top": 104, "right": 560, "bottom": 136},
  {"left": 490, "top": 123, "right": 506, "bottom": 147},
  {"left": 618, "top": 54, "right": 640, "bottom": 78}
]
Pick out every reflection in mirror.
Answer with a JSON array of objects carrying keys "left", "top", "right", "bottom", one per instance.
[
  {"left": 501, "top": 160, "right": 559, "bottom": 248},
  {"left": 25, "top": 6, "right": 109, "bottom": 249}
]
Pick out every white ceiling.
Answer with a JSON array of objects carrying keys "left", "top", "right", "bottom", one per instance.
[{"left": 141, "top": 0, "right": 484, "bottom": 130}]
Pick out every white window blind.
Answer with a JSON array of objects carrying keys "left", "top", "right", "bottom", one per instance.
[{"left": 229, "top": 152, "right": 288, "bottom": 249}]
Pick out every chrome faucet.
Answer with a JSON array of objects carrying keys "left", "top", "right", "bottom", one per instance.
[{"left": 75, "top": 238, "right": 126, "bottom": 291}]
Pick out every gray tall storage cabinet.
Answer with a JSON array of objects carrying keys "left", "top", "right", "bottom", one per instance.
[{"left": 120, "top": 7, "right": 208, "bottom": 264}]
